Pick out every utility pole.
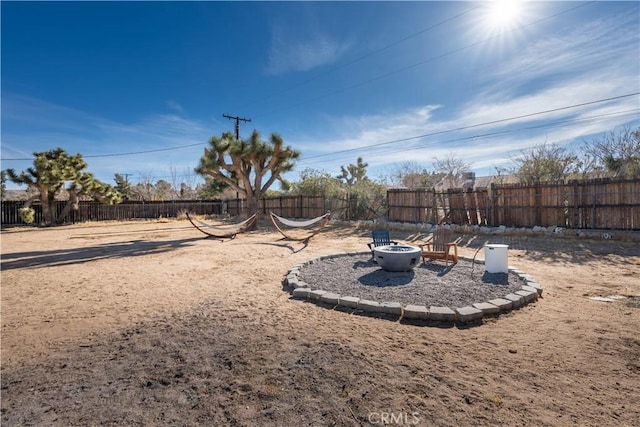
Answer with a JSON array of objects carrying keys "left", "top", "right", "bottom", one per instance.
[
  {"left": 223, "top": 114, "right": 252, "bottom": 140},
  {"left": 222, "top": 114, "right": 252, "bottom": 201},
  {"left": 116, "top": 173, "right": 133, "bottom": 186}
]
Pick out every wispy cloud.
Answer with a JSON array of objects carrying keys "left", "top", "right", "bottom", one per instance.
[
  {"left": 265, "top": 25, "right": 352, "bottom": 75},
  {"left": 455, "top": 73, "right": 635, "bottom": 130},
  {"left": 166, "top": 100, "right": 185, "bottom": 114},
  {"left": 291, "top": 7, "right": 640, "bottom": 177},
  {"left": 295, "top": 64, "right": 638, "bottom": 176},
  {"left": 1, "top": 95, "right": 210, "bottom": 185},
  {"left": 489, "top": 10, "right": 639, "bottom": 85}
]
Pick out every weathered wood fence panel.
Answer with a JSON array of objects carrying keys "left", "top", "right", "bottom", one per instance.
[
  {"left": 259, "top": 196, "right": 325, "bottom": 218},
  {"left": 1, "top": 196, "right": 326, "bottom": 226},
  {"left": 217, "top": 196, "right": 327, "bottom": 219},
  {"left": 2, "top": 200, "right": 225, "bottom": 225},
  {"left": 475, "top": 188, "right": 490, "bottom": 226},
  {"left": 325, "top": 197, "right": 348, "bottom": 220},
  {"left": 447, "top": 189, "right": 467, "bottom": 225},
  {"left": 568, "top": 179, "right": 640, "bottom": 229},
  {"left": 492, "top": 182, "right": 569, "bottom": 228},
  {"left": 387, "top": 189, "right": 435, "bottom": 223},
  {"left": 464, "top": 190, "right": 478, "bottom": 225},
  {"left": 387, "top": 178, "right": 639, "bottom": 230}
]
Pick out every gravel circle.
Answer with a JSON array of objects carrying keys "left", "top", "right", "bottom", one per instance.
[{"left": 298, "top": 254, "right": 527, "bottom": 308}]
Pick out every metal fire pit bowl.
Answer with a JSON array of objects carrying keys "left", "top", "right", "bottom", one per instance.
[{"left": 373, "top": 245, "right": 421, "bottom": 272}]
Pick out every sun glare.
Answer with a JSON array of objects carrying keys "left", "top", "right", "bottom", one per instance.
[{"left": 485, "top": 0, "right": 524, "bottom": 31}]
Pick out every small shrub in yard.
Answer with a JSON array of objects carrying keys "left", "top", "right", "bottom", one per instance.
[
  {"left": 18, "top": 207, "right": 35, "bottom": 224},
  {"left": 177, "top": 209, "right": 189, "bottom": 220}
]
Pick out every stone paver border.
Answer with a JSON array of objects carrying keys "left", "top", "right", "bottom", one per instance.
[{"left": 283, "top": 251, "right": 543, "bottom": 326}]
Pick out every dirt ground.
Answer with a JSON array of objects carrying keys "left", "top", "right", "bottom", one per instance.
[{"left": 1, "top": 219, "right": 639, "bottom": 426}]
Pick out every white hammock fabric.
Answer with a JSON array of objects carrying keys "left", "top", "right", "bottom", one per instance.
[
  {"left": 270, "top": 213, "right": 328, "bottom": 228},
  {"left": 186, "top": 212, "right": 257, "bottom": 239},
  {"left": 269, "top": 211, "right": 331, "bottom": 242}
]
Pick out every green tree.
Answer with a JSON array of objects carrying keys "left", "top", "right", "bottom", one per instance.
[
  {"left": 114, "top": 173, "right": 133, "bottom": 201},
  {"left": 335, "top": 158, "right": 388, "bottom": 219},
  {"left": 196, "top": 130, "right": 299, "bottom": 227},
  {"left": 4, "top": 148, "right": 121, "bottom": 225},
  {"left": 196, "top": 176, "right": 229, "bottom": 199},
  {"left": 155, "top": 180, "right": 174, "bottom": 201},
  {"left": 179, "top": 182, "right": 198, "bottom": 200},
  {"left": 0, "top": 170, "right": 6, "bottom": 200},
  {"left": 349, "top": 178, "right": 387, "bottom": 220},
  {"left": 293, "top": 168, "right": 343, "bottom": 198}
]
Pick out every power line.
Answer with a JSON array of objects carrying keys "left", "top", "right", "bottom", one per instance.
[
  {"left": 298, "top": 109, "right": 640, "bottom": 167},
  {"left": 297, "top": 92, "right": 640, "bottom": 162},
  {"left": 2, "top": 141, "right": 206, "bottom": 161},
  {"left": 236, "top": 4, "right": 482, "bottom": 111},
  {"left": 0, "top": 2, "right": 616, "bottom": 165},
  {"left": 302, "top": 112, "right": 639, "bottom": 166},
  {"left": 251, "top": 1, "right": 596, "bottom": 118},
  {"left": 3, "top": 92, "right": 636, "bottom": 167},
  {"left": 223, "top": 113, "right": 252, "bottom": 140},
  {"left": 3, "top": 112, "right": 253, "bottom": 162},
  {"left": 2, "top": 112, "right": 249, "bottom": 162},
  {"left": 86, "top": 106, "right": 636, "bottom": 185},
  {"left": 339, "top": 109, "right": 640, "bottom": 164},
  {"left": 117, "top": 108, "right": 640, "bottom": 182}
]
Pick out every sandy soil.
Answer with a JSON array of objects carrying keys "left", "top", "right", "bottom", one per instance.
[{"left": 1, "top": 219, "right": 639, "bottom": 426}]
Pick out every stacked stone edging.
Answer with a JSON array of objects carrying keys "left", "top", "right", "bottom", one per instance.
[{"left": 284, "top": 252, "right": 543, "bottom": 326}]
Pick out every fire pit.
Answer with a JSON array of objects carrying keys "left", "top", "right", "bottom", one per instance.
[{"left": 373, "top": 245, "right": 421, "bottom": 272}]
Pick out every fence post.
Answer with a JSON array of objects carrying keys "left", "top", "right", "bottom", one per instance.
[
  {"left": 592, "top": 191, "right": 596, "bottom": 229},
  {"left": 489, "top": 184, "right": 495, "bottom": 227}
]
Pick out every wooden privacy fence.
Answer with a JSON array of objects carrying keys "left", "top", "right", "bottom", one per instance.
[
  {"left": 3, "top": 178, "right": 638, "bottom": 229},
  {"left": 224, "top": 195, "right": 326, "bottom": 218},
  {"left": 1, "top": 200, "right": 227, "bottom": 225},
  {"left": 387, "top": 188, "right": 490, "bottom": 226},
  {"left": 1, "top": 196, "right": 326, "bottom": 226},
  {"left": 387, "top": 178, "right": 640, "bottom": 230}
]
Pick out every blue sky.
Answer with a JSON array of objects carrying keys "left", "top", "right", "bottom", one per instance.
[{"left": 2, "top": 1, "right": 639, "bottom": 190}]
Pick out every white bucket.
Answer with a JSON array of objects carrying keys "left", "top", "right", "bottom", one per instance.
[{"left": 484, "top": 244, "right": 509, "bottom": 273}]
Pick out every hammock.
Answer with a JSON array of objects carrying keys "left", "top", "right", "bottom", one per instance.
[
  {"left": 269, "top": 211, "right": 331, "bottom": 242},
  {"left": 186, "top": 212, "right": 257, "bottom": 239}
]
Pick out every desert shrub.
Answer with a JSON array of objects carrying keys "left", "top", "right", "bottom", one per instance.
[
  {"left": 19, "top": 207, "right": 35, "bottom": 224},
  {"left": 176, "top": 209, "right": 189, "bottom": 220}
]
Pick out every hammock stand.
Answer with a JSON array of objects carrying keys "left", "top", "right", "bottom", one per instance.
[
  {"left": 186, "top": 212, "right": 257, "bottom": 239},
  {"left": 269, "top": 211, "right": 331, "bottom": 242}
]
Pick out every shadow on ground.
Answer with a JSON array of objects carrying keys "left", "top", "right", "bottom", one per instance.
[{"left": 0, "top": 237, "right": 202, "bottom": 270}]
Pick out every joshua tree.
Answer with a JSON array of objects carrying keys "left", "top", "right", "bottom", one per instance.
[
  {"left": 196, "top": 130, "right": 299, "bottom": 228},
  {"left": 4, "top": 148, "right": 121, "bottom": 225},
  {"left": 337, "top": 157, "right": 369, "bottom": 186}
]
